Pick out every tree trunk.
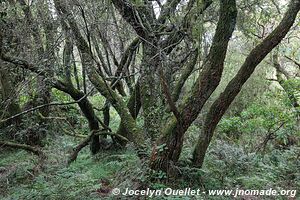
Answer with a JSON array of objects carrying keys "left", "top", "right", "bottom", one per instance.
[
  {"left": 18, "top": 0, "right": 52, "bottom": 143},
  {"left": 273, "top": 51, "right": 299, "bottom": 109},
  {"left": 140, "top": 39, "right": 163, "bottom": 141},
  {"left": 192, "top": 0, "right": 300, "bottom": 167},
  {"left": 172, "top": 49, "right": 198, "bottom": 103},
  {"left": 114, "top": 80, "right": 141, "bottom": 146},
  {"left": 149, "top": 0, "right": 237, "bottom": 172},
  {"left": 0, "top": 67, "right": 22, "bottom": 127},
  {"left": 54, "top": 82, "right": 101, "bottom": 153}
]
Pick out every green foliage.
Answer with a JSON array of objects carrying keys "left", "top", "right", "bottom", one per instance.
[
  {"left": 201, "top": 141, "right": 299, "bottom": 192},
  {"left": 218, "top": 91, "right": 298, "bottom": 148},
  {"left": 1, "top": 0, "right": 299, "bottom": 199},
  {"left": 0, "top": 137, "right": 141, "bottom": 200},
  {"left": 218, "top": 117, "right": 242, "bottom": 138}
]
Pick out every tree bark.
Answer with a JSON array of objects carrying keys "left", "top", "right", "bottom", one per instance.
[
  {"left": 140, "top": 38, "right": 164, "bottom": 141},
  {"left": 0, "top": 67, "right": 22, "bottom": 127},
  {"left": 192, "top": 0, "right": 300, "bottom": 168},
  {"left": 54, "top": 82, "right": 101, "bottom": 154},
  {"left": 273, "top": 51, "right": 299, "bottom": 109},
  {"left": 172, "top": 49, "right": 198, "bottom": 102},
  {"left": 114, "top": 80, "right": 141, "bottom": 146},
  {"left": 54, "top": 0, "right": 148, "bottom": 155},
  {"left": 149, "top": 0, "right": 237, "bottom": 172}
]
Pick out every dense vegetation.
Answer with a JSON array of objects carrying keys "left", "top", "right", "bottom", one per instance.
[{"left": 0, "top": 0, "right": 299, "bottom": 199}]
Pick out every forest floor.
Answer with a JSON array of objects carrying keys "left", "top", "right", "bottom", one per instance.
[
  {"left": 0, "top": 135, "right": 140, "bottom": 200},
  {"left": 0, "top": 134, "right": 299, "bottom": 200}
]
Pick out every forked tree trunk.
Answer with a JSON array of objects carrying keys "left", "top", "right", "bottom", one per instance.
[
  {"left": 114, "top": 80, "right": 141, "bottom": 146},
  {"left": 54, "top": 0, "right": 147, "bottom": 154},
  {"left": 149, "top": 0, "right": 237, "bottom": 172},
  {"left": 192, "top": 0, "right": 300, "bottom": 167}
]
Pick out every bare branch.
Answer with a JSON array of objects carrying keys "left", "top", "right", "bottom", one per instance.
[
  {"left": 284, "top": 55, "right": 300, "bottom": 69},
  {"left": 0, "top": 89, "right": 94, "bottom": 124},
  {"left": 67, "top": 130, "right": 128, "bottom": 164},
  {"left": 111, "top": 0, "right": 148, "bottom": 37},
  {"left": 159, "top": 68, "right": 180, "bottom": 120}
]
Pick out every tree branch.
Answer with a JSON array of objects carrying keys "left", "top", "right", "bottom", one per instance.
[
  {"left": 192, "top": 0, "right": 300, "bottom": 167},
  {"left": 111, "top": 0, "right": 148, "bottom": 37},
  {"left": 172, "top": 49, "right": 198, "bottom": 102},
  {"left": 159, "top": 68, "right": 180, "bottom": 120},
  {"left": 284, "top": 55, "right": 300, "bottom": 69},
  {"left": 67, "top": 130, "right": 128, "bottom": 164},
  {"left": 0, "top": 89, "right": 94, "bottom": 124},
  {"left": 0, "top": 141, "right": 45, "bottom": 158}
]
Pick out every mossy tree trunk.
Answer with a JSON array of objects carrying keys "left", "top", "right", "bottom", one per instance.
[
  {"left": 114, "top": 80, "right": 141, "bottom": 147},
  {"left": 18, "top": 0, "right": 53, "bottom": 144},
  {"left": 54, "top": 0, "right": 147, "bottom": 154},
  {"left": 0, "top": 67, "right": 22, "bottom": 127},
  {"left": 273, "top": 51, "right": 299, "bottom": 109},
  {"left": 140, "top": 38, "right": 164, "bottom": 141},
  {"left": 149, "top": 0, "right": 238, "bottom": 171},
  {"left": 55, "top": 82, "right": 101, "bottom": 153},
  {"left": 192, "top": 0, "right": 300, "bottom": 167}
]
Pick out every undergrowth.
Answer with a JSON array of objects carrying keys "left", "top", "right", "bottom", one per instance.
[{"left": 1, "top": 134, "right": 299, "bottom": 200}]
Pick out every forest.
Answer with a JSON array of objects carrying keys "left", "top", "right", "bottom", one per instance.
[{"left": 0, "top": 0, "right": 299, "bottom": 199}]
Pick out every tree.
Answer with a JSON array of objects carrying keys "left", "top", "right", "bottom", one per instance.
[{"left": 0, "top": 0, "right": 299, "bottom": 177}]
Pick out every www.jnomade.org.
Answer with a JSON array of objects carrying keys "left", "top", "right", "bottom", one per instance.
[{"left": 113, "top": 188, "right": 297, "bottom": 198}]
